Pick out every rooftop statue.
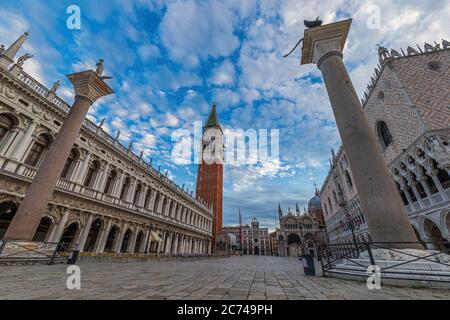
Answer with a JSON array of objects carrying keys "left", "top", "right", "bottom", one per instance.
[{"left": 17, "top": 53, "right": 33, "bottom": 66}]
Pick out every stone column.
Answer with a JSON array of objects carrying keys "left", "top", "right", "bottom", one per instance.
[
  {"left": 77, "top": 215, "right": 94, "bottom": 251},
  {"left": 48, "top": 209, "right": 70, "bottom": 243},
  {"left": 142, "top": 228, "right": 150, "bottom": 253},
  {"left": 0, "top": 128, "right": 19, "bottom": 156},
  {"left": 4, "top": 69, "right": 113, "bottom": 241},
  {"left": 95, "top": 162, "right": 110, "bottom": 192},
  {"left": 115, "top": 222, "right": 129, "bottom": 253},
  {"left": 74, "top": 152, "right": 91, "bottom": 184},
  {"left": 300, "top": 19, "right": 419, "bottom": 248},
  {"left": 96, "top": 219, "right": 112, "bottom": 253},
  {"left": 4, "top": 120, "right": 38, "bottom": 171}
]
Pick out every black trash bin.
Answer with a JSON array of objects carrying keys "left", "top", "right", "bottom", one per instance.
[
  {"left": 300, "top": 255, "right": 315, "bottom": 276},
  {"left": 67, "top": 250, "right": 80, "bottom": 265}
]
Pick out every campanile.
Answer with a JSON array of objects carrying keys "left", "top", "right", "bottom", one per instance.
[{"left": 196, "top": 102, "right": 223, "bottom": 250}]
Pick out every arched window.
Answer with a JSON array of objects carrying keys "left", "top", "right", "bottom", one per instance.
[
  {"left": 133, "top": 183, "right": 142, "bottom": 206},
  {"left": 377, "top": 121, "right": 393, "bottom": 149},
  {"left": 0, "top": 114, "right": 15, "bottom": 143},
  {"left": 120, "top": 177, "right": 131, "bottom": 201},
  {"left": 144, "top": 188, "right": 152, "bottom": 209},
  {"left": 83, "top": 160, "right": 100, "bottom": 187},
  {"left": 24, "top": 134, "right": 51, "bottom": 167},
  {"left": 344, "top": 170, "right": 353, "bottom": 189},
  {"left": 60, "top": 149, "right": 77, "bottom": 179},
  {"left": 328, "top": 197, "right": 333, "bottom": 211},
  {"left": 103, "top": 169, "right": 117, "bottom": 194}
]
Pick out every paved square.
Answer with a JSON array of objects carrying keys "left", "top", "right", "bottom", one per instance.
[{"left": 1, "top": 256, "right": 449, "bottom": 300}]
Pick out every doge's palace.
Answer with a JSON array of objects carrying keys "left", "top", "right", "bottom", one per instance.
[{"left": 0, "top": 32, "right": 213, "bottom": 255}]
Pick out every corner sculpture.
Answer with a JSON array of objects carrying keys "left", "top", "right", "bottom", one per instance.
[{"left": 283, "top": 17, "right": 323, "bottom": 58}]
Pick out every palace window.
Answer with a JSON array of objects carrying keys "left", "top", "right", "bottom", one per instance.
[
  {"left": 377, "top": 121, "right": 393, "bottom": 149},
  {"left": 24, "top": 134, "right": 51, "bottom": 167},
  {"left": 0, "top": 114, "right": 15, "bottom": 143},
  {"left": 83, "top": 160, "right": 100, "bottom": 188},
  {"left": 133, "top": 183, "right": 142, "bottom": 206},
  {"left": 144, "top": 188, "right": 152, "bottom": 209},
  {"left": 103, "top": 169, "right": 117, "bottom": 195},
  {"left": 120, "top": 177, "right": 131, "bottom": 201},
  {"left": 60, "top": 149, "right": 77, "bottom": 179}
]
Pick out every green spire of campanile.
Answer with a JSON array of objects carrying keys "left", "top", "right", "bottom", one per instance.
[{"left": 204, "top": 101, "right": 221, "bottom": 129}]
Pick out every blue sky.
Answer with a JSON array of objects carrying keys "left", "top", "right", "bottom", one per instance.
[{"left": 1, "top": 0, "right": 448, "bottom": 230}]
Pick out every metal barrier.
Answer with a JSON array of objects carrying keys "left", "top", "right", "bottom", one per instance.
[
  {"left": 318, "top": 241, "right": 450, "bottom": 283},
  {"left": 0, "top": 240, "right": 78, "bottom": 265}
]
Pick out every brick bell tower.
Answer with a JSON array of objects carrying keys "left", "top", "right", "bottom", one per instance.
[{"left": 196, "top": 102, "right": 223, "bottom": 251}]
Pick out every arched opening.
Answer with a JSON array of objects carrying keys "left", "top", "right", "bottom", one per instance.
[
  {"left": 120, "top": 229, "right": 132, "bottom": 253},
  {"left": 423, "top": 219, "right": 449, "bottom": 252},
  {"left": 83, "top": 160, "right": 100, "bottom": 188},
  {"left": 103, "top": 169, "right": 117, "bottom": 195},
  {"left": 377, "top": 121, "right": 393, "bottom": 149},
  {"left": 254, "top": 246, "right": 259, "bottom": 255},
  {"left": 24, "top": 134, "right": 52, "bottom": 167},
  {"left": 411, "top": 225, "right": 425, "bottom": 248},
  {"left": 134, "top": 231, "right": 144, "bottom": 253},
  {"left": 32, "top": 216, "right": 53, "bottom": 242},
  {"left": 0, "top": 201, "right": 18, "bottom": 239},
  {"left": 60, "top": 149, "right": 78, "bottom": 179},
  {"left": 120, "top": 177, "right": 131, "bottom": 202},
  {"left": 104, "top": 225, "right": 120, "bottom": 252},
  {"left": 431, "top": 159, "right": 450, "bottom": 190},
  {"left": 83, "top": 218, "right": 102, "bottom": 252},
  {"left": 287, "top": 233, "right": 301, "bottom": 245},
  {"left": 60, "top": 222, "right": 79, "bottom": 244},
  {"left": 0, "top": 113, "right": 16, "bottom": 146}
]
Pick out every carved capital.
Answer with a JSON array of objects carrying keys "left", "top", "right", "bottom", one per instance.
[
  {"left": 66, "top": 70, "right": 113, "bottom": 105},
  {"left": 301, "top": 19, "right": 352, "bottom": 65}
]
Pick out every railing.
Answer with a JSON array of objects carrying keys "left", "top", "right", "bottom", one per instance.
[
  {"left": 0, "top": 240, "right": 78, "bottom": 265},
  {"left": 318, "top": 241, "right": 450, "bottom": 283}
]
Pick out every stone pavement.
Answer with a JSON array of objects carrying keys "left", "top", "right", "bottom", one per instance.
[{"left": 0, "top": 256, "right": 449, "bottom": 300}]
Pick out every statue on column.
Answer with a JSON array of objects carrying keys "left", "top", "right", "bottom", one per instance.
[
  {"left": 17, "top": 53, "right": 33, "bottom": 67},
  {"left": 95, "top": 58, "right": 104, "bottom": 76}
]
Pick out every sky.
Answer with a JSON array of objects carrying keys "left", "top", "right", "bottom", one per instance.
[{"left": 0, "top": 0, "right": 449, "bottom": 231}]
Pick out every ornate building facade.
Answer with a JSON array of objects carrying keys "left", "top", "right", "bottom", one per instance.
[
  {"left": 0, "top": 33, "right": 213, "bottom": 255},
  {"left": 196, "top": 103, "right": 223, "bottom": 250},
  {"left": 277, "top": 194, "right": 327, "bottom": 257},
  {"left": 320, "top": 40, "right": 450, "bottom": 251},
  {"left": 223, "top": 218, "right": 271, "bottom": 255}
]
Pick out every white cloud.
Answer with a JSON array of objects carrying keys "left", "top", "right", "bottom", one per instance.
[
  {"left": 210, "top": 59, "right": 236, "bottom": 86},
  {"left": 160, "top": 0, "right": 240, "bottom": 66}
]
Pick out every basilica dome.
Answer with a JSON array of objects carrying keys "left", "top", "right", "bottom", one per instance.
[{"left": 308, "top": 194, "right": 322, "bottom": 212}]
